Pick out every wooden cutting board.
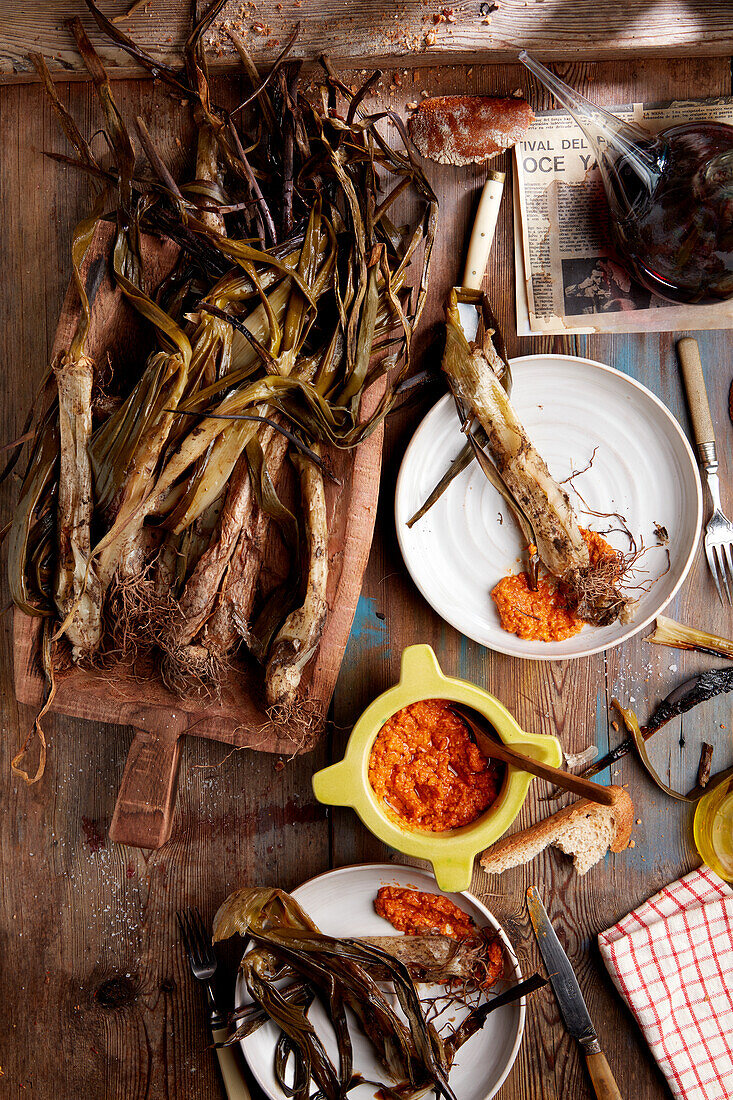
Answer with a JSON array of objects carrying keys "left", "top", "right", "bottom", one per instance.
[{"left": 12, "top": 222, "right": 384, "bottom": 850}]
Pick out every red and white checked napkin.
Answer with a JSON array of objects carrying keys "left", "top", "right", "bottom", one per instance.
[{"left": 598, "top": 866, "right": 733, "bottom": 1100}]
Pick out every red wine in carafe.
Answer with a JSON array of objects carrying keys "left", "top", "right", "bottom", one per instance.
[
  {"left": 520, "top": 53, "right": 733, "bottom": 306},
  {"left": 609, "top": 123, "right": 733, "bottom": 304}
]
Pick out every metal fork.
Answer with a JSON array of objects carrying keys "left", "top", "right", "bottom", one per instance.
[
  {"left": 679, "top": 337, "right": 733, "bottom": 604},
  {"left": 177, "top": 907, "right": 251, "bottom": 1100}
]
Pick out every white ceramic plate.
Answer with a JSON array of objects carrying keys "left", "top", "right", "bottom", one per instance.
[
  {"left": 395, "top": 354, "right": 702, "bottom": 660},
  {"left": 236, "top": 863, "right": 525, "bottom": 1100}
]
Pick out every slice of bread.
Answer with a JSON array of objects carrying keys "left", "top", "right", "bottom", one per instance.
[
  {"left": 407, "top": 95, "right": 534, "bottom": 166},
  {"left": 479, "top": 785, "right": 633, "bottom": 876}
]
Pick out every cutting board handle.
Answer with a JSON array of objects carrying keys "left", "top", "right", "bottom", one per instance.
[{"left": 109, "top": 729, "right": 182, "bottom": 849}]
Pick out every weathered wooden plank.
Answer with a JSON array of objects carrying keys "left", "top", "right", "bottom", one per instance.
[{"left": 2, "top": 0, "right": 733, "bottom": 82}]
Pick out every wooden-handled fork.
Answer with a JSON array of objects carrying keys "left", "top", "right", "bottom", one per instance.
[
  {"left": 178, "top": 908, "right": 252, "bottom": 1100},
  {"left": 678, "top": 336, "right": 733, "bottom": 604}
]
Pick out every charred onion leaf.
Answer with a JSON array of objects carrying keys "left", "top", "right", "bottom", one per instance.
[
  {"left": 611, "top": 697, "right": 733, "bottom": 802},
  {"left": 7, "top": 405, "right": 59, "bottom": 616},
  {"left": 581, "top": 671, "right": 733, "bottom": 798},
  {"left": 406, "top": 289, "right": 511, "bottom": 528},
  {"left": 170, "top": 408, "right": 337, "bottom": 481},
  {"left": 406, "top": 438, "right": 476, "bottom": 528},
  {"left": 213, "top": 887, "right": 542, "bottom": 1100},
  {"left": 443, "top": 973, "right": 547, "bottom": 1056}
]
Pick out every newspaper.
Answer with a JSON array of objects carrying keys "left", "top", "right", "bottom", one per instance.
[{"left": 512, "top": 97, "right": 733, "bottom": 336}]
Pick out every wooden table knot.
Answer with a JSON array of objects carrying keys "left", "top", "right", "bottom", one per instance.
[{"left": 95, "top": 975, "right": 138, "bottom": 1010}]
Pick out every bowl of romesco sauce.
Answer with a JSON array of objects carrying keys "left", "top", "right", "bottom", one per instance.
[{"left": 312, "top": 644, "right": 562, "bottom": 891}]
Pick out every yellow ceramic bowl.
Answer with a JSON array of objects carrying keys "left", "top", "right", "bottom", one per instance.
[{"left": 312, "top": 644, "right": 562, "bottom": 892}]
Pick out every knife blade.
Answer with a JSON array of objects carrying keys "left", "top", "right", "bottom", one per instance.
[
  {"left": 456, "top": 168, "right": 505, "bottom": 342},
  {"left": 527, "top": 886, "right": 623, "bottom": 1100}
]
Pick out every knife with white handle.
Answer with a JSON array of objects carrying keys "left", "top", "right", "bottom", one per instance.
[{"left": 457, "top": 168, "right": 505, "bottom": 341}]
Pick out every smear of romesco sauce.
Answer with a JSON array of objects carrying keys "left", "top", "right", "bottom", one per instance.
[
  {"left": 374, "top": 887, "right": 505, "bottom": 989},
  {"left": 491, "top": 571, "right": 582, "bottom": 641},
  {"left": 375, "top": 887, "right": 476, "bottom": 938},
  {"left": 491, "top": 527, "right": 618, "bottom": 642},
  {"left": 368, "top": 698, "right": 504, "bottom": 831}
]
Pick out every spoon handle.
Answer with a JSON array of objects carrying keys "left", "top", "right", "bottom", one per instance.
[
  {"left": 454, "top": 708, "right": 615, "bottom": 807},
  {"left": 492, "top": 740, "right": 615, "bottom": 805}
]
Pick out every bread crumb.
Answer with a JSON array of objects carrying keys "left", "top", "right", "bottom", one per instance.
[
  {"left": 611, "top": 720, "right": 619, "bottom": 731},
  {"left": 629, "top": 839, "right": 635, "bottom": 848}
]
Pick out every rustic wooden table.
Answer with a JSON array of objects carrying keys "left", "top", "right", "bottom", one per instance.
[{"left": 1, "top": 32, "right": 732, "bottom": 1100}]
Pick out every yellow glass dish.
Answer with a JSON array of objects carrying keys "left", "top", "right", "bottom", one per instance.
[
  {"left": 312, "top": 644, "right": 562, "bottom": 892},
  {"left": 694, "top": 777, "right": 733, "bottom": 882}
]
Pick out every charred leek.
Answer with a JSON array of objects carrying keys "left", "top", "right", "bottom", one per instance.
[
  {"left": 212, "top": 886, "right": 543, "bottom": 1100},
  {"left": 440, "top": 288, "right": 633, "bottom": 627},
  {"left": 5, "top": 8, "right": 438, "bottom": 762},
  {"left": 647, "top": 615, "right": 733, "bottom": 660}
]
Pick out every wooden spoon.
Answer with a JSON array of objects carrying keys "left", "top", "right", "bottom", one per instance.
[{"left": 450, "top": 705, "right": 615, "bottom": 808}]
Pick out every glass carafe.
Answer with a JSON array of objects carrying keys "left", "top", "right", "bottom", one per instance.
[{"left": 520, "top": 52, "right": 733, "bottom": 305}]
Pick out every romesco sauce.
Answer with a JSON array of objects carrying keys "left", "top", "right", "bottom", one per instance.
[
  {"left": 374, "top": 887, "right": 505, "bottom": 986},
  {"left": 584, "top": 528, "right": 622, "bottom": 573},
  {"left": 368, "top": 698, "right": 503, "bottom": 831},
  {"left": 491, "top": 572, "right": 582, "bottom": 642},
  {"left": 491, "top": 528, "right": 619, "bottom": 642},
  {"left": 375, "top": 887, "right": 477, "bottom": 938}
]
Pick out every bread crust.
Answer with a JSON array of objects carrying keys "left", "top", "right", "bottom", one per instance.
[
  {"left": 608, "top": 785, "right": 634, "bottom": 851},
  {"left": 408, "top": 95, "right": 534, "bottom": 166},
  {"left": 479, "top": 785, "right": 633, "bottom": 873}
]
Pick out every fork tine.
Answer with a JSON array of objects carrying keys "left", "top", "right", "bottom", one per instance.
[
  {"left": 705, "top": 542, "right": 725, "bottom": 604},
  {"left": 722, "top": 543, "right": 733, "bottom": 604},
  {"left": 179, "top": 909, "right": 202, "bottom": 968},
  {"left": 191, "top": 906, "right": 215, "bottom": 965},
  {"left": 713, "top": 544, "right": 732, "bottom": 605}
]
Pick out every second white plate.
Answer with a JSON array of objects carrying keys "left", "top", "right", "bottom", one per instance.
[
  {"left": 237, "top": 864, "right": 525, "bottom": 1100},
  {"left": 395, "top": 353, "right": 701, "bottom": 660}
]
